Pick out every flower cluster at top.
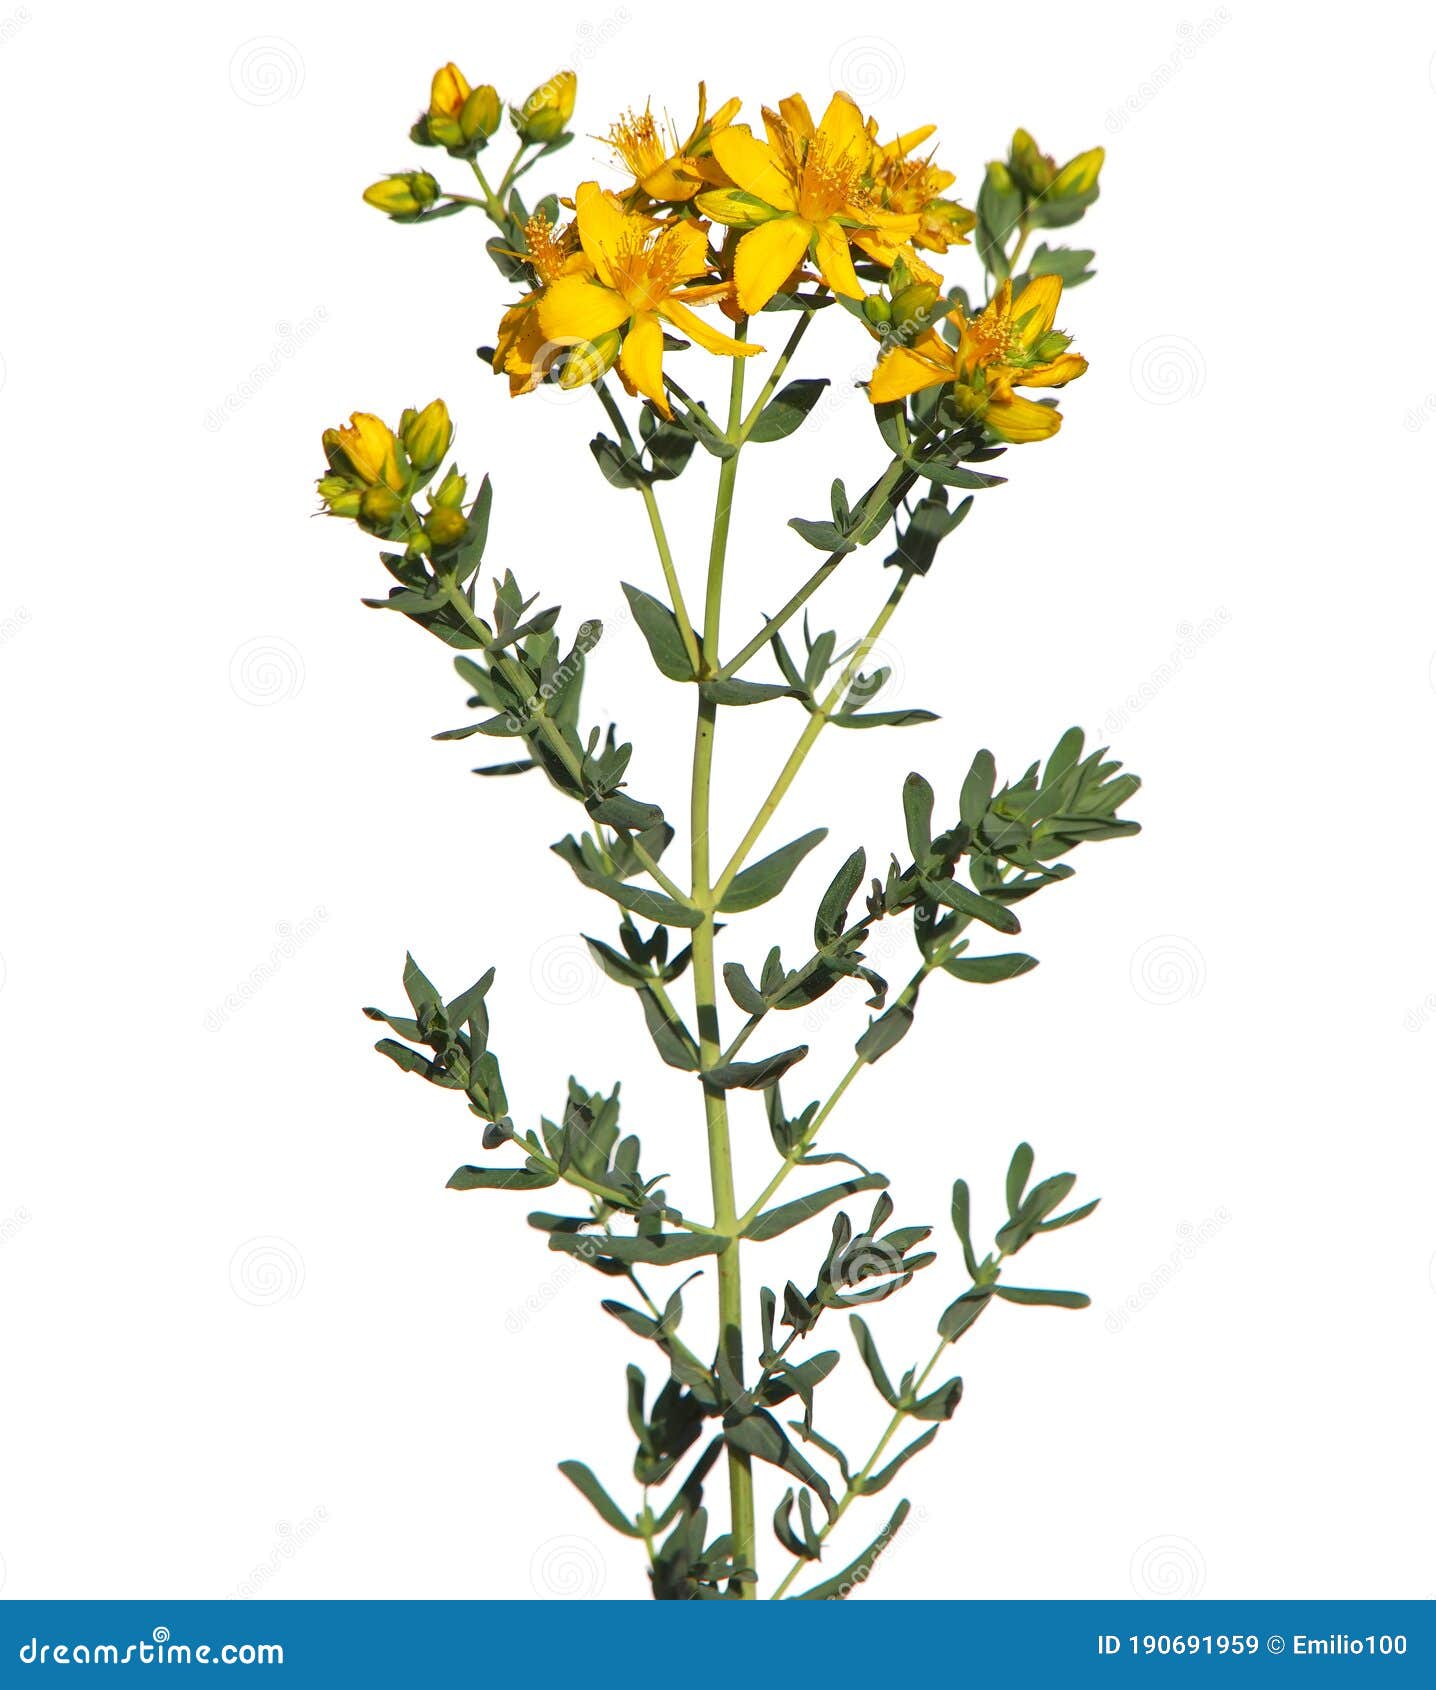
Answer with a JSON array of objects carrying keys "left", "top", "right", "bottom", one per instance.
[{"left": 323, "top": 67, "right": 1105, "bottom": 546}]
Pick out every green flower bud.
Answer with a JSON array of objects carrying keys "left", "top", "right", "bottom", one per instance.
[
  {"left": 317, "top": 475, "right": 363, "bottom": 518},
  {"left": 862, "top": 295, "right": 893, "bottom": 328},
  {"left": 889, "top": 282, "right": 939, "bottom": 333},
  {"left": 432, "top": 468, "right": 468, "bottom": 509}
]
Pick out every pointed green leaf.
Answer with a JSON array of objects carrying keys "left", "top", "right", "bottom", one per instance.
[{"left": 718, "top": 828, "right": 828, "bottom": 914}]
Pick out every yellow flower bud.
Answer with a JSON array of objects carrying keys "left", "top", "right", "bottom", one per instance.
[
  {"left": 862, "top": 295, "right": 893, "bottom": 329},
  {"left": 513, "top": 70, "right": 576, "bottom": 143},
  {"left": 462, "top": 85, "right": 502, "bottom": 142},
  {"left": 362, "top": 172, "right": 440, "bottom": 217},
  {"left": 555, "top": 329, "right": 620, "bottom": 391},
  {"left": 399, "top": 399, "right": 453, "bottom": 477},
  {"left": 316, "top": 475, "right": 363, "bottom": 518},
  {"left": 432, "top": 467, "right": 468, "bottom": 509},
  {"left": 985, "top": 160, "right": 1015, "bottom": 196},
  {"left": 1051, "top": 147, "right": 1104, "bottom": 198},
  {"left": 359, "top": 484, "right": 406, "bottom": 533},
  {"left": 424, "top": 505, "right": 469, "bottom": 550},
  {"left": 322, "top": 412, "right": 406, "bottom": 492}
]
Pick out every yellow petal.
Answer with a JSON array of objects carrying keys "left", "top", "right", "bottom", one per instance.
[
  {"left": 573, "top": 180, "right": 629, "bottom": 288},
  {"left": 655, "top": 218, "right": 714, "bottom": 283},
  {"left": 660, "top": 296, "right": 764, "bottom": 357},
  {"left": 1010, "top": 274, "right": 1063, "bottom": 346},
  {"left": 815, "top": 91, "right": 870, "bottom": 169},
  {"left": 1016, "top": 353, "right": 1088, "bottom": 389},
  {"left": 538, "top": 275, "right": 631, "bottom": 343},
  {"left": 431, "top": 63, "right": 470, "bottom": 119},
  {"left": 777, "top": 94, "right": 816, "bottom": 138},
  {"left": 868, "top": 343, "right": 952, "bottom": 405},
  {"left": 710, "top": 125, "right": 798, "bottom": 211},
  {"left": 732, "top": 216, "right": 813, "bottom": 313},
  {"left": 879, "top": 123, "right": 936, "bottom": 161},
  {"left": 619, "top": 311, "right": 668, "bottom": 414},
  {"left": 812, "top": 218, "right": 863, "bottom": 300}
]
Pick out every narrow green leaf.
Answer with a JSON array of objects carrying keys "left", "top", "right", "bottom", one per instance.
[
  {"left": 855, "top": 1002, "right": 913, "bottom": 1064},
  {"left": 557, "top": 1460, "right": 640, "bottom": 1537},
  {"left": 942, "top": 952, "right": 1038, "bottom": 984},
  {"left": 993, "top": 1286, "right": 1091, "bottom": 1309},
  {"left": 848, "top": 1314, "right": 899, "bottom": 1407},
  {"left": 748, "top": 378, "right": 830, "bottom": 443},
  {"left": 707, "top": 1046, "right": 809, "bottom": 1091},
  {"left": 621, "top": 583, "right": 694, "bottom": 681},
  {"left": 718, "top": 828, "right": 828, "bottom": 914},
  {"left": 959, "top": 749, "right": 996, "bottom": 831},
  {"left": 447, "top": 1164, "right": 556, "bottom": 1192},
  {"left": 746, "top": 1174, "right": 888, "bottom": 1242}
]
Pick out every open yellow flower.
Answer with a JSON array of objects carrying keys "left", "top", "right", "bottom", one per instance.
[
  {"left": 865, "top": 124, "right": 975, "bottom": 262},
  {"left": 697, "top": 92, "right": 918, "bottom": 313},
  {"left": 606, "top": 83, "right": 741, "bottom": 204},
  {"left": 536, "top": 181, "right": 761, "bottom": 415},
  {"left": 869, "top": 274, "right": 1087, "bottom": 442},
  {"left": 493, "top": 212, "right": 593, "bottom": 395}
]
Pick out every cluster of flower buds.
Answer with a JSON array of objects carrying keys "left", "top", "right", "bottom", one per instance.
[{"left": 317, "top": 400, "right": 468, "bottom": 554}]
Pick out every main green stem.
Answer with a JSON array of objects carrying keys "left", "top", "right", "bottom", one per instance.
[{"left": 691, "top": 331, "right": 756, "bottom": 1594}]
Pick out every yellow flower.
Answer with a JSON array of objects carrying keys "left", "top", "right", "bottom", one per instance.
[
  {"left": 867, "top": 124, "right": 974, "bottom": 255},
  {"left": 605, "top": 83, "right": 742, "bottom": 204},
  {"left": 697, "top": 92, "right": 917, "bottom": 313},
  {"left": 514, "top": 70, "right": 577, "bottom": 144},
  {"left": 321, "top": 413, "right": 407, "bottom": 491},
  {"left": 535, "top": 181, "right": 762, "bottom": 415},
  {"left": 492, "top": 212, "right": 593, "bottom": 395},
  {"left": 868, "top": 275, "right": 1087, "bottom": 442}
]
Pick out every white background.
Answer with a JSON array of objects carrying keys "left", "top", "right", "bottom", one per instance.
[{"left": 2, "top": 0, "right": 1434, "bottom": 1604}]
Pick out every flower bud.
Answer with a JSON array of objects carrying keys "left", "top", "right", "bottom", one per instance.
[
  {"left": 426, "top": 62, "right": 471, "bottom": 149},
  {"left": 862, "top": 295, "right": 893, "bottom": 328},
  {"left": 316, "top": 475, "right": 363, "bottom": 518},
  {"left": 399, "top": 399, "right": 453, "bottom": 477},
  {"left": 513, "top": 70, "right": 576, "bottom": 143},
  {"left": 1034, "top": 329, "right": 1073, "bottom": 360},
  {"left": 362, "top": 172, "right": 440, "bottom": 217},
  {"left": 555, "top": 329, "right": 620, "bottom": 390},
  {"left": 322, "top": 413, "right": 406, "bottom": 492},
  {"left": 1051, "top": 147, "right": 1104, "bottom": 198},
  {"left": 985, "top": 160, "right": 1015, "bottom": 196},
  {"left": 461, "top": 85, "right": 502, "bottom": 143},
  {"left": 431, "top": 467, "right": 468, "bottom": 509},
  {"left": 359, "top": 484, "right": 406, "bottom": 533},
  {"left": 424, "top": 504, "right": 469, "bottom": 550},
  {"left": 1008, "top": 129, "right": 1055, "bottom": 196},
  {"left": 889, "top": 282, "right": 939, "bottom": 333}
]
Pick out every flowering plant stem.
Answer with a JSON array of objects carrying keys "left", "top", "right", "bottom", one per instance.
[{"left": 326, "top": 63, "right": 1136, "bottom": 1600}]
